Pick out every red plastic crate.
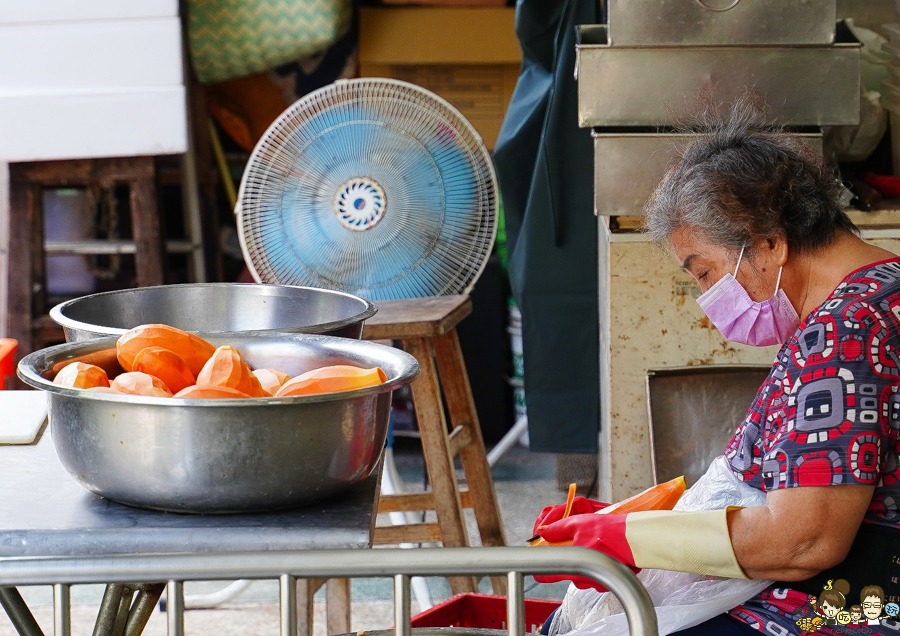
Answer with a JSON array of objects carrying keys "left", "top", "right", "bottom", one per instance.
[
  {"left": 0, "top": 339, "right": 17, "bottom": 389},
  {"left": 411, "top": 593, "right": 559, "bottom": 633}
]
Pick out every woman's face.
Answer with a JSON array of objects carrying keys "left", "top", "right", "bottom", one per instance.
[{"left": 670, "top": 226, "right": 786, "bottom": 302}]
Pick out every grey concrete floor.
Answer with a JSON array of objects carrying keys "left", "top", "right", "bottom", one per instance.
[{"left": 0, "top": 441, "right": 571, "bottom": 636}]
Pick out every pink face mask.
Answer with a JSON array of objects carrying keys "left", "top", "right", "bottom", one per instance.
[{"left": 696, "top": 245, "right": 800, "bottom": 347}]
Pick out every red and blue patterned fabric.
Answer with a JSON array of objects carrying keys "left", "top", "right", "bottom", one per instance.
[{"left": 722, "top": 258, "right": 900, "bottom": 634}]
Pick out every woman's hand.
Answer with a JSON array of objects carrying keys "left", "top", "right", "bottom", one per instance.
[
  {"left": 729, "top": 484, "right": 874, "bottom": 580},
  {"left": 533, "top": 513, "right": 640, "bottom": 591},
  {"left": 532, "top": 497, "right": 609, "bottom": 535}
]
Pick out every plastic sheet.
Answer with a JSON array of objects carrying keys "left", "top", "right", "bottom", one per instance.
[{"left": 549, "top": 456, "right": 773, "bottom": 636}]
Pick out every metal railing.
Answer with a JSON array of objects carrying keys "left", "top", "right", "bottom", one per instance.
[{"left": 0, "top": 547, "right": 658, "bottom": 636}]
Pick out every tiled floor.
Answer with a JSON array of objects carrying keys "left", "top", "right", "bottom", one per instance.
[{"left": 0, "top": 440, "right": 573, "bottom": 636}]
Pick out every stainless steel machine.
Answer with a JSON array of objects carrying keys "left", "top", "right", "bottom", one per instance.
[{"left": 573, "top": 2, "right": 900, "bottom": 501}]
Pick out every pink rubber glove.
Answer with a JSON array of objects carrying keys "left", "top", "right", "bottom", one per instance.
[
  {"left": 532, "top": 497, "right": 610, "bottom": 536},
  {"left": 533, "top": 513, "right": 640, "bottom": 591}
]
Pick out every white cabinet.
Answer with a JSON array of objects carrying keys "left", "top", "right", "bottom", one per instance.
[
  {"left": 0, "top": 2, "right": 187, "bottom": 161},
  {"left": 0, "top": 1, "right": 177, "bottom": 23}
]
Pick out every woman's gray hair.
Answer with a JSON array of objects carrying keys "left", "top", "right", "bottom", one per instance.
[{"left": 643, "top": 96, "right": 857, "bottom": 254}]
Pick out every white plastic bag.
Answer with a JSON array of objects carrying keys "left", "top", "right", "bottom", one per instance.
[{"left": 549, "top": 456, "right": 773, "bottom": 636}]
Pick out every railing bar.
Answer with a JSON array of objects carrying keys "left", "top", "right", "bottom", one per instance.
[
  {"left": 53, "top": 584, "right": 70, "bottom": 636},
  {"left": 279, "top": 574, "right": 297, "bottom": 636},
  {"left": 0, "top": 548, "right": 657, "bottom": 636},
  {"left": 506, "top": 572, "right": 525, "bottom": 636},
  {"left": 166, "top": 582, "right": 183, "bottom": 636},
  {"left": 393, "top": 574, "right": 411, "bottom": 636}
]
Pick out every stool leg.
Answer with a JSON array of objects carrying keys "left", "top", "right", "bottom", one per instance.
[
  {"left": 325, "top": 579, "right": 350, "bottom": 634},
  {"left": 128, "top": 176, "right": 164, "bottom": 287},
  {"left": 404, "top": 338, "right": 477, "bottom": 594},
  {"left": 434, "top": 329, "right": 508, "bottom": 594},
  {"left": 295, "top": 578, "right": 321, "bottom": 636}
]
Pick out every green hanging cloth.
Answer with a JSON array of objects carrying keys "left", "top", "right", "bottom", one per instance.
[{"left": 493, "top": 0, "right": 599, "bottom": 453}]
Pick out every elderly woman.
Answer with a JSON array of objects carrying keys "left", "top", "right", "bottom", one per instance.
[{"left": 533, "top": 105, "right": 900, "bottom": 634}]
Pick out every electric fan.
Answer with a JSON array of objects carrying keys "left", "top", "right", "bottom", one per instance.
[{"left": 236, "top": 78, "right": 499, "bottom": 300}]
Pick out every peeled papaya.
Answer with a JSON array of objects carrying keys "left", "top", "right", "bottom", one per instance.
[
  {"left": 530, "top": 476, "right": 687, "bottom": 547},
  {"left": 110, "top": 371, "right": 173, "bottom": 397},
  {"left": 132, "top": 346, "right": 195, "bottom": 394},
  {"left": 116, "top": 324, "right": 214, "bottom": 376},
  {"left": 195, "top": 345, "right": 267, "bottom": 397},
  {"left": 175, "top": 385, "right": 251, "bottom": 399},
  {"left": 275, "top": 365, "right": 387, "bottom": 398},
  {"left": 598, "top": 475, "right": 687, "bottom": 516},
  {"left": 252, "top": 368, "right": 290, "bottom": 396},
  {"left": 53, "top": 362, "right": 110, "bottom": 389}
]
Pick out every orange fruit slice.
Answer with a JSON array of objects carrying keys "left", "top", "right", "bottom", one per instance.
[
  {"left": 132, "top": 346, "right": 195, "bottom": 394},
  {"left": 252, "top": 368, "right": 290, "bottom": 396},
  {"left": 110, "top": 371, "right": 173, "bottom": 397},
  {"left": 116, "top": 324, "right": 215, "bottom": 376},
  {"left": 195, "top": 345, "right": 267, "bottom": 397},
  {"left": 598, "top": 475, "right": 687, "bottom": 516},
  {"left": 174, "top": 385, "right": 251, "bottom": 399},
  {"left": 275, "top": 365, "right": 387, "bottom": 397},
  {"left": 53, "top": 362, "right": 110, "bottom": 389},
  {"left": 530, "top": 476, "right": 687, "bottom": 547}
]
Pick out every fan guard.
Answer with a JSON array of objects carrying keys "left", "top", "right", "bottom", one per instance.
[{"left": 237, "top": 78, "right": 499, "bottom": 300}]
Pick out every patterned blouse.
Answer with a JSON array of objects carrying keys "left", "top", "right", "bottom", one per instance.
[{"left": 722, "top": 259, "right": 900, "bottom": 634}]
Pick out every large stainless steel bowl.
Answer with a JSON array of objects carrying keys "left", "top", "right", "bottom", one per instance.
[
  {"left": 18, "top": 332, "right": 418, "bottom": 514},
  {"left": 49, "top": 283, "right": 377, "bottom": 342}
]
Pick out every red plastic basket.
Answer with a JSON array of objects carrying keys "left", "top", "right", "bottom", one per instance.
[
  {"left": 0, "top": 339, "right": 17, "bottom": 389},
  {"left": 411, "top": 594, "right": 559, "bottom": 633}
]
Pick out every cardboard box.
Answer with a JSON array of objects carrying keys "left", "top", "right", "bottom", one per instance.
[{"left": 359, "top": 7, "right": 521, "bottom": 149}]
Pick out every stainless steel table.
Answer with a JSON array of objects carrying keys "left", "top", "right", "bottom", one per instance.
[
  {"left": 0, "top": 430, "right": 380, "bottom": 636},
  {"left": 0, "top": 433, "right": 659, "bottom": 636}
]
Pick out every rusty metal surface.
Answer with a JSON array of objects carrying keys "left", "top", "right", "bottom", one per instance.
[{"left": 647, "top": 366, "right": 770, "bottom": 486}]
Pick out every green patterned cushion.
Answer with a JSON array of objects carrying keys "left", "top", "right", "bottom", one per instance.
[{"left": 188, "top": 0, "right": 351, "bottom": 85}]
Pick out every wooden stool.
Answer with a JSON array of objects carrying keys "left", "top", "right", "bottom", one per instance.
[
  {"left": 7, "top": 157, "right": 164, "bottom": 369},
  {"left": 365, "top": 295, "right": 507, "bottom": 595}
]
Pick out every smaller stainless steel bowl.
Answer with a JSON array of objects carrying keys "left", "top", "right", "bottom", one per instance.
[
  {"left": 49, "top": 283, "right": 377, "bottom": 342},
  {"left": 18, "top": 332, "right": 418, "bottom": 514}
]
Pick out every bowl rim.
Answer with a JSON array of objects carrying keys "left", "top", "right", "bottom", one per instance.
[
  {"left": 48, "top": 283, "right": 378, "bottom": 338},
  {"left": 18, "top": 331, "right": 419, "bottom": 407}
]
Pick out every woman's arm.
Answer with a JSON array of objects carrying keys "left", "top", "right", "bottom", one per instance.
[{"left": 729, "top": 484, "right": 874, "bottom": 581}]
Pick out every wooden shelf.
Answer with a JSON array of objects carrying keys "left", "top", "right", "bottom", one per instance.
[{"left": 44, "top": 239, "right": 195, "bottom": 256}]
